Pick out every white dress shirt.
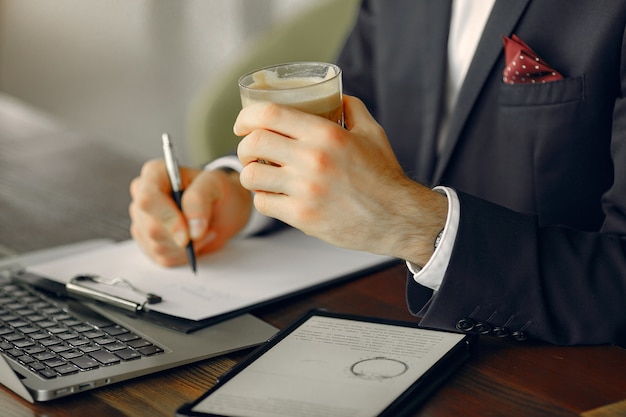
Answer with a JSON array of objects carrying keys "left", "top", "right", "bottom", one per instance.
[{"left": 408, "top": 0, "right": 495, "bottom": 290}]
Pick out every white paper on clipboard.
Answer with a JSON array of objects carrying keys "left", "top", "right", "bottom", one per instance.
[{"left": 27, "top": 228, "right": 395, "bottom": 321}]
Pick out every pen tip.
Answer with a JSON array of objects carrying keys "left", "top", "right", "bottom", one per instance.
[{"left": 186, "top": 242, "right": 197, "bottom": 276}]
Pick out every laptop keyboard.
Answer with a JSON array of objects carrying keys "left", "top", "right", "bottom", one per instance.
[{"left": 0, "top": 277, "right": 164, "bottom": 380}]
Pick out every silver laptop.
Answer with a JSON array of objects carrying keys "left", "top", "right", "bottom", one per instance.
[{"left": 0, "top": 270, "right": 277, "bottom": 402}]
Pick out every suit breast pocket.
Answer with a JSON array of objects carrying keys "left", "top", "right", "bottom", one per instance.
[
  {"left": 492, "top": 73, "right": 609, "bottom": 229},
  {"left": 498, "top": 75, "right": 585, "bottom": 107}
]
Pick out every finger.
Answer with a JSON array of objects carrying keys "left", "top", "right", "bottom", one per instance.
[
  {"left": 131, "top": 178, "right": 188, "bottom": 244},
  {"left": 129, "top": 203, "right": 188, "bottom": 267},
  {"left": 250, "top": 191, "right": 290, "bottom": 220},
  {"left": 238, "top": 161, "right": 288, "bottom": 195},
  {"left": 130, "top": 160, "right": 201, "bottom": 248},
  {"left": 234, "top": 102, "right": 328, "bottom": 141},
  {"left": 133, "top": 159, "right": 201, "bottom": 196},
  {"left": 237, "top": 128, "right": 296, "bottom": 168},
  {"left": 136, "top": 159, "right": 172, "bottom": 194},
  {"left": 187, "top": 169, "right": 252, "bottom": 249}
]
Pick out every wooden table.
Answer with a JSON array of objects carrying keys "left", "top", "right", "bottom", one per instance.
[{"left": 1, "top": 93, "right": 625, "bottom": 417}]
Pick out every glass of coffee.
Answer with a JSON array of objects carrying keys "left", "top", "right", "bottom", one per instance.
[{"left": 238, "top": 62, "right": 343, "bottom": 126}]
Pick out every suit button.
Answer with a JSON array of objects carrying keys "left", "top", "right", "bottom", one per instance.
[
  {"left": 492, "top": 326, "right": 509, "bottom": 338},
  {"left": 456, "top": 318, "right": 475, "bottom": 332},
  {"left": 512, "top": 331, "right": 528, "bottom": 341},
  {"left": 475, "top": 322, "right": 492, "bottom": 334}
]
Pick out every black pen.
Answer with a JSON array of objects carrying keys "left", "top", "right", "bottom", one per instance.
[{"left": 161, "top": 133, "right": 197, "bottom": 274}]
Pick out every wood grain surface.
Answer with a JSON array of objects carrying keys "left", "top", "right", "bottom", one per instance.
[{"left": 1, "top": 93, "right": 625, "bottom": 416}]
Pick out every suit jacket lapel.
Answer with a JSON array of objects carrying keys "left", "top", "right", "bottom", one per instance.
[
  {"left": 433, "top": 0, "right": 531, "bottom": 183},
  {"left": 407, "top": 0, "right": 452, "bottom": 183}
]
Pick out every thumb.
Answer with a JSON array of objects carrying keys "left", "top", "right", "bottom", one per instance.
[{"left": 342, "top": 95, "right": 376, "bottom": 131}]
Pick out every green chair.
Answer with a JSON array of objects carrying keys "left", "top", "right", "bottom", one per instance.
[{"left": 186, "top": 0, "right": 360, "bottom": 166}]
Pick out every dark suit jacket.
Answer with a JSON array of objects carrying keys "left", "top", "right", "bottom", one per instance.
[{"left": 336, "top": 0, "right": 626, "bottom": 345}]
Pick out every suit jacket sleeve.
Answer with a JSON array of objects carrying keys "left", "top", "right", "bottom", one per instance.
[{"left": 411, "top": 191, "right": 626, "bottom": 346}]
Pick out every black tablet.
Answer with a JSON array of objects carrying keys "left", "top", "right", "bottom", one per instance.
[{"left": 177, "top": 310, "right": 473, "bottom": 417}]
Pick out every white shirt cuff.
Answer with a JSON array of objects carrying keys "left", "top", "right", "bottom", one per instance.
[
  {"left": 204, "top": 156, "right": 275, "bottom": 237},
  {"left": 406, "top": 186, "right": 460, "bottom": 291}
]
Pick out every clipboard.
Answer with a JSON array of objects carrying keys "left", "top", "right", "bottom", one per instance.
[
  {"left": 13, "top": 257, "right": 396, "bottom": 334},
  {"left": 176, "top": 309, "right": 475, "bottom": 417},
  {"left": 23, "top": 228, "right": 397, "bottom": 333}
]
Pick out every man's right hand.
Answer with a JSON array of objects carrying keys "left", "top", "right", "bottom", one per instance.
[{"left": 129, "top": 159, "right": 252, "bottom": 267}]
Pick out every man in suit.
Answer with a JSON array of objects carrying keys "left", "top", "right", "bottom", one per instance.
[{"left": 129, "top": 0, "right": 626, "bottom": 345}]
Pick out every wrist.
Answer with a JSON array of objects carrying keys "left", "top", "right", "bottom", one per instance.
[{"left": 392, "top": 186, "right": 448, "bottom": 266}]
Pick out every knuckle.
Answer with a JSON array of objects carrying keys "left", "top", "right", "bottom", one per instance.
[
  {"left": 153, "top": 252, "right": 179, "bottom": 268},
  {"left": 308, "top": 148, "right": 335, "bottom": 173},
  {"left": 305, "top": 127, "right": 346, "bottom": 173},
  {"left": 306, "top": 181, "right": 327, "bottom": 198},
  {"left": 144, "top": 217, "right": 166, "bottom": 242},
  {"left": 130, "top": 226, "right": 175, "bottom": 267},
  {"left": 133, "top": 188, "right": 153, "bottom": 211},
  {"left": 128, "top": 201, "right": 137, "bottom": 220},
  {"left": 141, "top": 158, "right": 163, "bottom": 176},
  {"left": 238, "top": 130, "right": 263, "bottom": 160},
  {"left": 293, "top": 203, "right": 321, "bottom": 226},
  {"left": 129, "top": 177, "right": 141, "bottom": 198},
  {"left": 129, "top": 222, "right": 140, "bottom": 240},
  {"left": 321, "top": 123, "right": 348, "bottom": 146},
  {"left": 247, "top": 129, "right": 264, "bottom": 149},
  {"left": 259, "top": 102, "right": 283, "bottom": 121},
  {"left": 152, "top": 241, "right": 172, "bottom": 258}
]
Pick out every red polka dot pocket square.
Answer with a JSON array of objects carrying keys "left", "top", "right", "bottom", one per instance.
[{"left": 502, "top": 34, "right": 563, "bottom": 85}]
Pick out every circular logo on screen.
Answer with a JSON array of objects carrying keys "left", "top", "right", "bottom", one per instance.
[{"left": 349, "top": 357, "right": 408, "bottom": 380}]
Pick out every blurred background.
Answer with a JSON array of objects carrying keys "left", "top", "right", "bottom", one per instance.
[{"left": 0, "top": 0, "right": 322, "bottom": 162}]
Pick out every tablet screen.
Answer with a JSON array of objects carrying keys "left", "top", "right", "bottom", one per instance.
[{"left": 189, "top": 314, "right": 466, "bottom": 417}]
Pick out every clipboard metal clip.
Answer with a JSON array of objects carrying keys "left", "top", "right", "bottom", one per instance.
[{"left": 66, "top": 274, "right": 162, "bottom": 313}]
